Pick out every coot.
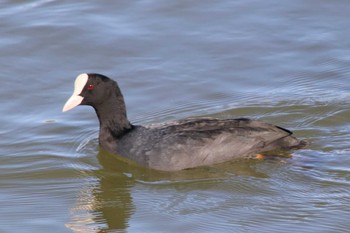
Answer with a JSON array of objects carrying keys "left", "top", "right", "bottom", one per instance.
[{"left": 63, "top": 73, "right": 307, "bottom": 171}]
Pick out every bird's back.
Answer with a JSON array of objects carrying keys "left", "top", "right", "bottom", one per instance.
[{"left": 117, "top": 118, "right": 305, "bottom": 171}]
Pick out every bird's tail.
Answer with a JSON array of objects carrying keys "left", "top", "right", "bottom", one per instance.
[
  {"left": 290, "top": 139, "right": 310, "bottom": 149},
  {"left": 263, "top": 136, "right": 310, "bottom": 152}
]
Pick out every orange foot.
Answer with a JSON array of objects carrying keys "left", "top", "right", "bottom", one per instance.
[{"left": 255, "top": 154, "right": 266, "bottom": 160}]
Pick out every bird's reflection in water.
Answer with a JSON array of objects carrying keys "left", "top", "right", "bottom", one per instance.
[
  {"left": 66, "top": 149, "right": 136, "bottom": 232},
  {"left": 67, "top": 148, "right": 272, "bottom": 232}
]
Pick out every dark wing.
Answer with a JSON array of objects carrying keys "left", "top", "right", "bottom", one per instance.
[
  {"left": 140, "top": 117, "right": 297, "bottom": 170},
  {"left": 162, "top": 117, "right": 292, "bottom": 139}
]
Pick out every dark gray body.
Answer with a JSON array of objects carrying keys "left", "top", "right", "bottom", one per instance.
[{"left": 100, "top": 117, "right": 305, "bottom": 171}]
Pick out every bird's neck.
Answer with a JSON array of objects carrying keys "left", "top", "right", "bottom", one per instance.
[{"left": 93, "top": 93, "right": 133, "bottom": 151}]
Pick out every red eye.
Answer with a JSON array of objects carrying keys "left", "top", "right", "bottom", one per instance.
[{"left": 87, "top": 84, "right": 94, "bottom": 91}]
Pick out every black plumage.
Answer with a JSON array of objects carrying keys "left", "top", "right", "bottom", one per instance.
[{"left": 63, "top": 73, "right": 308, "bottom": 171}]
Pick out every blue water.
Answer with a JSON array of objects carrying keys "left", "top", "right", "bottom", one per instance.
[{"left": 1, "top": 1, "right": 350, "bottom": 232}]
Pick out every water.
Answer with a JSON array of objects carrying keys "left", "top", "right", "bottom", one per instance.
[{"left": 1, "top": 1, "right": 350, "bottom": 232}]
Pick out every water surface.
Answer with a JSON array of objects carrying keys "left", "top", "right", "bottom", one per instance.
[{"left": 1, "top": 1, "right": 350, "bottom": 232}]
